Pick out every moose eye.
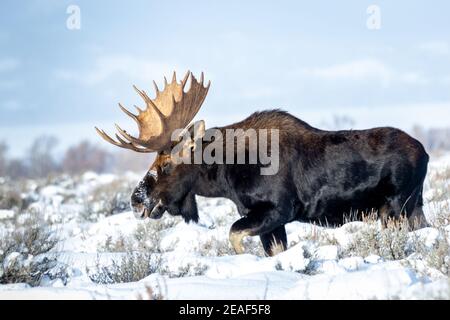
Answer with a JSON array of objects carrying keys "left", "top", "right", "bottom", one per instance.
[{"left": 161, "top": 162, "right": 171, "bottom": 173}]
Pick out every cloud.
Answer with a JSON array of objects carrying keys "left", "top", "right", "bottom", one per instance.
[
  {"left": 54, "top": 55, "right": 186, "bottom": 86},
  {"left": 418, "top": 41, "right": 450, "bottom": 55},
  {"left": 302, "top": 58, "right": 428, "bottom": 87},
  {"left": 0, "top": 58, "right": 20, "bottom": 72}
]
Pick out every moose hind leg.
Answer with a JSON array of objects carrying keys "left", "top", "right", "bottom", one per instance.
[
  {"left": 408, "top": 185, "right": 429, "bottom": 229},
  {"left": 380, "top": 187, "right": 423, "bottom": 229},
  {"left": 408, "top": 206, "right": 429, "bottom": 229},
  {"left": 229, "top": 206, "right": 289, "bottom": 255},
  {"left": 260, "top": 225, "right": 287, "bottom": 256}
]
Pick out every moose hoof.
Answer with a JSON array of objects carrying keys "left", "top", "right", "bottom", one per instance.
[{"left": 229, "top": 230, "right": 250, "bottom": 254}]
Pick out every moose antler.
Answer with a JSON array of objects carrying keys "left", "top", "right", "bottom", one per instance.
[{"left": 95, "top": 71, "right": 210, "bottom": 153}]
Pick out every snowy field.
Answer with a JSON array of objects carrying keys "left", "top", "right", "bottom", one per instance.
[{"left": 1, "top": 154, "right": 450, "bottom": 300}]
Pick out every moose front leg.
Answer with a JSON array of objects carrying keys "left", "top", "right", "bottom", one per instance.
[{"left": 229, "top": 208, "right": 288, "bottom": 256}]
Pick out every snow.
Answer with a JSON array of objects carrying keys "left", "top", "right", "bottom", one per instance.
[
  {"left": 279, "top": 262, "right": 420, "bottom": 300},
  {"left": 3, "top": 252, "right": 22, "bottom": 269},
  {"left": 1, "top": 153, "right": 450, "bottom": 299},
  {"left": 314, "top": 245, "right": 339, "bottom": 260},
  {"left": 0, "top": 210, "right": 14, "bottom": 220}
]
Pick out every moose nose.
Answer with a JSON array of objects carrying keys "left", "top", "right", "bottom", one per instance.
[
  {"left": 131, "top": 171, "right": 158, "bottom": 219},
  {"left": 131, "top": 196, "right": 158, "bottom": 220},
  {"left": 132, "top": 203, "right": 147, "bottom": 220}
]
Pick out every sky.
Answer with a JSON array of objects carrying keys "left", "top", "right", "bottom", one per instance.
[{"left": 0, "top": 0, "right": 450, "bottom": 157}]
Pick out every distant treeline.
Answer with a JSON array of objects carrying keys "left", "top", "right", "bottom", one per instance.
[
  {"left": 412, "top": 126, "right": 450, "bottom": 153},
  {"left": 0, "top": 136, "right": 152, "bottom": 179},
  {"left": 0, "top": 124, "right": 448, "bottom": 179}
]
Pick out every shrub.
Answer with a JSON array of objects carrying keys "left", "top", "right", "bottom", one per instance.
[
  {"left": 425, "top": 165, "right": 450, "bottom": 227},
  {"left": 132, "top": 218, "right": 177, "bottom": 252},
  {"left": 90, "top": 218, "right": 179, "bottom": 284},
  {"left": 0, "top": 181, "right": 24, "bottom": 211},
  {"left": 165, "top": 262, "right": 208, "bottom": 278},
  {"left": 87, "top": 251, "right": 162, "bottom": 284},
  {"left": 199, "top": 236, "right": 235, "bottom": 256},
  {"left": 100, "top": 234, "right": 129, "bottom": 253},
  {"left": 302, "top": 225, "right": 340, "bottom": 246},
  {"left": 83, "top": 179, "right": 135, "bottom": 219},
  {"left": 411, "top": 229, "right": 450, "bottom": 276},
  {"left": 344, "top": 216, "right": 410, "bottom": 260},
  {"left": 137, "top": 284, "right": 165, "bottom": 300},
  {"left": 426, "top": 234, "right": 450, "bottom": 276},
  {"left": 0, "top": 214, "right": 62, "bottom": 286}
]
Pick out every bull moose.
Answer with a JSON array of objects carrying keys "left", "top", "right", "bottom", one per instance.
[{"left": 96, "top": 71, "right": 429, "bottom": 256}]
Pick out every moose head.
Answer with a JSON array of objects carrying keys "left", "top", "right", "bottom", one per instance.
[{"left": 96, "top": 71, "right": 210, "bottom": 222}]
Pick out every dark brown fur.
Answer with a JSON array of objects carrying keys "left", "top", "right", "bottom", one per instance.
[{"left": 131, "top": 110, "right": 429, "bottom": 256}]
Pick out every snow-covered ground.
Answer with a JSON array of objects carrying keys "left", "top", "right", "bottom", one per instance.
[{"left": 1, "top": 154, "right": 450, "bottom": 300}]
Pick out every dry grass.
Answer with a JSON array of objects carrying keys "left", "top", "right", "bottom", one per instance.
[
  {"left": 199, "top": 236, "right": 235, "bottom": 256},
  {"left": 426, "top": 234, "right": 450, "bottom": 276},
  {"left": 427, "top": 201, "right": 450, "bottom": 228},
  {"left": 137, "top": 284, "right": 165, "bottom": 300},
  {"left": 426, "top": 167, "right": 450, "bottom": 202},
  {"left": 344, "top": 215, "right": 410, "bottom": 260},
  {"left": 305, "top": 225, "right": 340, "bottom": 246},
  {"left": 164, "top": 262, "right": 208, "bottom": 278},
  {"left": 243, "top": 237, "right": 265, "bottom": 257},
  {"left": 425, "top": 165, "right": 450, "bottom": 227},
  {"left": 100, "top": 234, "right": 129, "bottom": 253},
  {"left": 411, "top": 229, "right": 450, "bottom": 277}
]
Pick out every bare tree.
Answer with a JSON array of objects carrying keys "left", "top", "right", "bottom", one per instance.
[
  {"left": 412, "top": 125, "right": 450, "bottom": 153},
  {"left": 6, "top": 159, "right": 29, "bottom": 179},
  {"left": 27, "top": 135, "right": 59, "bottom": 178},
  {"left": 114, "top": 150, "right": 153, "bottom": 174},
  {"left": 62, "top": 140, "right": 112, "bottom": 174},
  {"left": 0, "top": 141, "right": 7, "bottom": 177},
  {"left": 320, "top": 115, "right": 356, "bottom": 130}
]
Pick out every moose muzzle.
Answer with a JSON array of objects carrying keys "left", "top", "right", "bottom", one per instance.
[{"left": 130, "top": 172, "right": 164, "bottom": 220}]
